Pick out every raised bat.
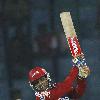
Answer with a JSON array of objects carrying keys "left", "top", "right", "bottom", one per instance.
[{"left": 60, "top": 12, "right": 86, "bottom": 67}]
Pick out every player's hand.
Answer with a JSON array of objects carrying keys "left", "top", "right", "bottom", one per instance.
[
  {"left": 78, "top": 66, "right": 90, "bottom": 78},
  {"left": 72, "top": 53, "right": 86, "bottom": 67}
]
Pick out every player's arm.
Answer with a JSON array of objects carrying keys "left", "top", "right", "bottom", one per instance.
[
  {"left": 75, "top": 78, "right": 87, "bottom": 97},
  {"left": 67, "top": 77, "right": 86, "bottom": 99},
  {"left": 67, "top": 55, "right": 90, "bottom": 99},
  {"left": 49, "top": 67, "right": 79, "bottom": 99}
]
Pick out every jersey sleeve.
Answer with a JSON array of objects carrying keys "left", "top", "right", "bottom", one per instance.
[
  {"left": 49, "top": 67, "right": 79, "bottom": 99},
  {"left": 67, "top": 77, "right": 87, "bottom": 99},
  {"left": 36, "top": 96, "right": 39, "bottom": 100}
]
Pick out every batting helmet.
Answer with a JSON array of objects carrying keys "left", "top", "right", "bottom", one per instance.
[{"left": 28, "top": 66, "right": 47, "bottom": 82}]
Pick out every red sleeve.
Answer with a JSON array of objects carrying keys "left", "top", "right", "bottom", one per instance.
[
  {"left": 49, "top": 67, "right": 79, "bottom": 99},
  {"left": 67, "top": 78, "right": 87, "bottom": 99},
  {"left": 75, "top": 78, "right": 86, "bottom": 97},
  {"left": 36, "top": 96, "right": 39, "bottom": 100}
]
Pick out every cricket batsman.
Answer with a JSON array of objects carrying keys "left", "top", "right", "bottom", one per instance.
[
  {"left": 28, "top": 12, "right": 90, "bottom": 100},
  {"left": 28, "top": 54, "right": 90, "bottom": 100}
]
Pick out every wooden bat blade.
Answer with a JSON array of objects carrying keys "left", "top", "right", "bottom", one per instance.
[
  {"left": 60, "top": 12, "right": 76, "bottom": 38},
  {"left": 60, "top": 12, "right": 82, "bottom": 58}
]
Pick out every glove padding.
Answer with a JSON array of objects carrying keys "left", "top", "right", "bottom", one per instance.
[
  {"left": 78, "top": 66, "right": 90, "bottom": 78},
  {"left": 72, "top": 54, "right": 90, "bottom": 78},
  {"left": 72, "top": 53, "right": 86, "bottom": 67}
]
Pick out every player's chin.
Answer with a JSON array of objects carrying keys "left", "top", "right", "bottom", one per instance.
[
  {"left": 41, "top": 86, "right": 48, "bottom": 91},
  {"left": 38, "top": 85, "right": 48, "bottom": 92},
  {"left": 38, "top": 88, "right": 47, "bottom": 92}
]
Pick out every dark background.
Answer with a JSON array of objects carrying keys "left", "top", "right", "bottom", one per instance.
[{"left": 0, "top": 0, "right": 100, "bottom": 100}]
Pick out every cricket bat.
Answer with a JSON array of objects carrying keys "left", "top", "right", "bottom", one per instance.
[
  {"left": 60, "top": 12, "right": 87, "bottom": 67},
  {"left": 60, "top": 12, "right": 82, "bottom": 58}
]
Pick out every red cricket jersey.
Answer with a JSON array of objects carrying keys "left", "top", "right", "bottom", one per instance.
[{"left": 35, "top": 67, "right": 86, "bottom": 100}]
